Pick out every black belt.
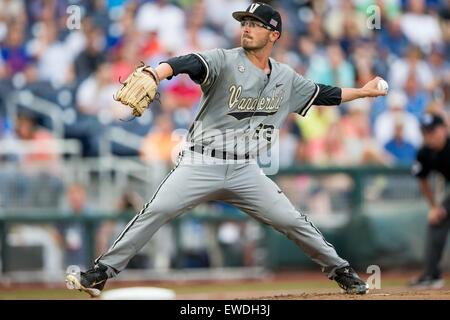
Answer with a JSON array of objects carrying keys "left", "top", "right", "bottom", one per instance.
[{"left": 189, "top": 145, "right": 250, "bottom": 160}]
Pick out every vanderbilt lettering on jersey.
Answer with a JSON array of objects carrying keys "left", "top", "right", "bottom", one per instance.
[
  {"left": 227, "top": 84, "right": 284, "bottom": 120},
  {"left": 186, "top": 47, "right": 318, "bottom": 153}
]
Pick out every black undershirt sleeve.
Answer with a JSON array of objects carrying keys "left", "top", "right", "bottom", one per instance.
[
  {"left": 312, "top": 84, "right": 342, "bottom": 106},
  {"left": 160, "top": 54, "right": 207, "bottom": 84}
]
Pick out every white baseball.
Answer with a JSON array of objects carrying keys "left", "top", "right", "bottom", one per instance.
[{"left": 377, "top": 79, "right": 389, "bottom": 93}]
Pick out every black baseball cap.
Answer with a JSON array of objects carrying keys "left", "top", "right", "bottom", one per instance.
[
  {"left": 232, "top": 2, "right": 282, "bottom": 33},
  {"left": 420, "top": 113, "right": 445, "bottom": 131}
]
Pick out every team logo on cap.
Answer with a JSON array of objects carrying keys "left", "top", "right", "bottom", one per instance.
[{"left": 248, "top": 3, "right": 260, "bottom": 13}]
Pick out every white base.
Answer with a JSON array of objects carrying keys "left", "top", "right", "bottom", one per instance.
[{"left": 100, "top": 287, "right": 176, "bottom": 300}]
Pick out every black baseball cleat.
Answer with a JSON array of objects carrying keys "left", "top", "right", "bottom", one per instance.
[
  {"left": 408, "top": 275, "right": 444, "bottom": 289},
  {"left": 330, "top": 266, "right": 369, "bottom": 294},
  {"left": 65, "top": 263, "right": 109, "bottom": 298}
]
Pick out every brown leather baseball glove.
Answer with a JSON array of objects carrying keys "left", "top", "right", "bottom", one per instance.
[{"left": 114, "top": 62, "right": 160, "bottom": 117}]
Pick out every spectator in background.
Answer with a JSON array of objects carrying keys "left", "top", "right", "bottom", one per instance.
[
  {"left": 73, "top": 21, "right": 106, "bottom": 84},
  {"left": 323, "top": 121, "right": 350, "bottom": 166},
  {"left": 307, "top": 43, "right": 355, "bottom": 88},
  {"left": 204, "top": 0, "right": 250, "bottom": 43},
  {"left": 427, "top": 44, "right": 449, "bottom": 88},
  {"left": 295, "top": 35, "right": 317, "bottom": 74},
  {"left": 404, "top": 72, "right": 430, "bottom": 119},
  {"left": 0, "top": 0, "right": 26, "bottom": 28},
  {"left": 384, "top": 120, "right": 417, "bottom": 165},
  {"left": 76, "top": 62, "right": 126, "bottom": 123},
  {"left": 135, "top": 0, "right": 187, "bottom": 53},
  {"left": 27, "top": 22, "right": 75, "bottom": 87},
  {"left": 377, "top": 17, "right": 409, "bottom": 58},
  {"left": 352, "top": 41, "right": 389, "bottom": 89},
  {"left": 110, "top": 36, "right": 141, "bottom": 85},
  {"left": 13, "top": 62, "right": 57, "bottom": 108},
  {"left": 271, "top": 30, "right": 297, "bottom": 66},
  {"left": 162, "top": 74, "right": 202, "bottom": 112},
  {"left": 324, "top": 0, "right": 370, "bottom": 40},
  {"left": 113, "top": 1, "right": 163, "bottom": 64},
  {"left": 305, "top": 11, "right": 328, "bottom": 48},
  {"left": 340, "top": 99, "right": 390, "bottom": 165},
  {"left": 324, "top": 0, "right": 370, "bottom": 47},
  {"left": 184, "top": 0, "right": 228, "bottom": 52},
  {"left": 374, "top": 90, "right": 422, "bottom": 149},
  {"left": 74, "top": 62, "right": 129, "bottom": 156},
  {"left": 14, "top": 112, "right": 60, "bottom": 172},
  {"left": 400, "top": 0, "right": 442, "bottom": 53},
  {"left": 295, "top": 106, "right": 339, "bottom": 165},
  {"left": 0, "top": 22, "right": 30, "bottom": 76},
  {"left": 13, "top": 112, "right": 63, "bottom": 208},
  {"left": 388, "top": 45, "right": 434, "bottom": 92},
  {"left": 140, "top": 113, "right": 183, "bottom": 168},
  {"left": 139, "top": 26, "right": 163, "bottom": 63},
  {"left": 27, "top": 0, "right": 68, "bottom": 26},
  {"left": 55, "top": 183, "right": 93, "bottom": 269},
  {"left": 85, "top": 0, "right": 111, "bottom": 32}
]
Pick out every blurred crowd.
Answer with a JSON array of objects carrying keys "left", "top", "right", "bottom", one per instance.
[
  {"left": 0, "top": 0, "right": 449, "bottom": 168},
  {"left": 1, "top": 0, "right": 448, "bottom": 272}
]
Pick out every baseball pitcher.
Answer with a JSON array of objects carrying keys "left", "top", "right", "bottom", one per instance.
[{"left": 66, "top": 2, "right": 387, "bottom": 297}]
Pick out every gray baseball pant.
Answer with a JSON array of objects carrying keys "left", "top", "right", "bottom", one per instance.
[
  {"left": 96, "top": 151, "right": 349, "bottom": 276},
  {"left": 423, "top": 191, "right": 450, "bottom": 278}
]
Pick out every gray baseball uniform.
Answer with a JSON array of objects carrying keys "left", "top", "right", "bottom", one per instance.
[{"left": 97, "top": 47, "right": 349, "bottom": 276}]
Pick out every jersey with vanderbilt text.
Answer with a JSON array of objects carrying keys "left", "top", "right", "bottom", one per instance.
[{"left": 186, "top": 47, "right": 319, "bottom": 157}]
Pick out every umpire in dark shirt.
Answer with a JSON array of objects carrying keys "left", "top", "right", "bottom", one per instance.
[{"left": 410, "top": 113, "right": 450, "bottom": 288}]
